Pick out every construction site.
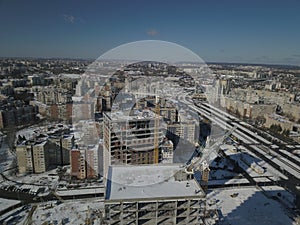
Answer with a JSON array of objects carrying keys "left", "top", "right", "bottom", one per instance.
[
  {"left": 102, "top": 108, "right": 166, "bottom": 179},
  {"left": 103, "top": 164, "right": 218, "bottom": 225}
]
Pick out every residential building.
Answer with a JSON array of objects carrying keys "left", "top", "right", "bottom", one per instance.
[
  {"left": 16, "top": 145, "right": 33, "bottom": 174},
  {"left": 70, "top": 148, "right": 86, "bottom": 180},
  {"left": 102, "top": 111, "right": 164, "bottom": 179},
  {"left": 70, "top": 144, "right": 99, "bottom": 179},
  {"left": 16, "top": 141, "right": 50, "bottom": 174},
  {"left": 0, "top": 101, "right": 38, "bottom": 129},
  {"left": 32, "top": 141, "right": 49, "bottom": 173}
]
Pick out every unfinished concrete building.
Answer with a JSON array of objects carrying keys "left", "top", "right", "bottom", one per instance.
[
  {"left": 103, "top": 110, "right": 164, "bottom": 178},
  {"left": 104, "top": 164, "right": 208, "bottom": 225}
]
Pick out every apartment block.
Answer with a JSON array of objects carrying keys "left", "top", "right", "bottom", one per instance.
[
  {"left": 70, "top": 149, "right": 86, "bottom": 180},
  {"left": 70, "top": 144, "right": 99, "bottom": 180},
  {"left": 16, "top": 141, "right": 50, "bottom": 174},
  {"left": 16, "top": 145, "right": 33, "bottom": 174}
]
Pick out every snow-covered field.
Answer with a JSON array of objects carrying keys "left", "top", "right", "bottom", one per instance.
[
  {"left": 0, "top": 199, "right": 104, "bottom": 225},
  {"left": 207, "top": 186, "right": 297, "bottom": 225}
]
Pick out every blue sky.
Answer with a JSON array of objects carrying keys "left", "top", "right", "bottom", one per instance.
[{"left": 0, "top": 0, "right": 300, "bottom": 65}]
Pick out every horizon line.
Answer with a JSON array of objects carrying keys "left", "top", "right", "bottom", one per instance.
[{"left": 0, "top": 56, "right": 299, "bottom": 68}]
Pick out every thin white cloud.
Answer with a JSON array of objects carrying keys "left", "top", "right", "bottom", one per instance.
[
  {"left": 146, "top": 29, "right": 159, "bottom": 36},
  {"left": 63, "top": 14, "right": 75, "bottom": 23}
]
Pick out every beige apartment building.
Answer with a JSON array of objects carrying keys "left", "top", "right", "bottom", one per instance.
[{"left": 16, "top": 141, "right": 49, "bottom": 174}]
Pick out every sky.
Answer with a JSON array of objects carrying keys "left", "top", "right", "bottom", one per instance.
[{"left": 0, "top": 0, "right": 300, "bottom": 65}]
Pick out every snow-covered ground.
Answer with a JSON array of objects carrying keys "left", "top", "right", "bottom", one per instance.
[
  {"left": 26, "top": 199, "right": 104, "bottom": 225},
  {"left": 0, "top": 199, "right": 105, "bottom": 225},
  {"left": 207, "top": 186, "right": 297, "bottom": 225},
  {"left": 208, "top": 178, "right": 249, "bottom": 186},
  {"left": 210, "top": 169, "right": 240, "bottom": 180},
  {"left": 224, "top": 145, "right": 288, "bottom": 180},
  {"left": 0, "top": 169, "right": 60, "bottom": 196},
  {"left": 0, "top": 198, "right": 20, "bottom": 212},
  {"left": 13, "top": 168, "right": 59, "bottom": 185},
  {"left": 261, "top": 186, "right": 296, "bottom": 209}
]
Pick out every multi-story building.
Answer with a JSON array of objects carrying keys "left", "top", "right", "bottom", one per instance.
[
  {"left": 104, "top": 164, "right": 207, "bottom": 225},
  {"left": 70, "top": 144, "right": 99, "bottom": 179},
  {"left": 49, "top": 103, "right": 73, "bottom": 122},
  {"left": 16, "top": 141, "right": 50, "bottom": 174},
  {"left": 167, "top": 122, "right": 196, "bottom": 148},
  {"left": 32, "top": 85, "right": 75, "bottom": 122},
  {"left": 70, "top": 148, "right": 86, "bottom": 180},
  {"left": 48, "top": 134, "right": 74, "bottom": 166},
  {"left": 134, "top": 96, "right": 178, "bottom": 123},
  {"left": 86, "top": 145, "right": 99, "bottom": 179},
  {"left": 15, "top": 124, "right": 73, "bottom": 174},
  {"left": 161, "top": 139, "right": 174, "bottom": 164},
  {"left": 221, "top": 87, "right": 295, "bottom": 118},
  {"left": 220, "top": 87, "right": 298, "bottom": 120},
  {"left": 265, "top": 113, "right": 300, "bottom": 135},
  {"left": 103, "top": 111, "right": 164, "bottom": 179},
  {"left": 33, "top": 86, "right": 71, "bottom": 105},
  {"left": 28, "top": 74, "right": 53, "bottom": 86},
  {"left": 16, "top": 144, "right": 33, "bottom": 174},
  {"left": 80, "top": 121, "right": 100, "bottom": 145},
  {"left": 32, "top": 141, "right": 49, "bottom": 173},
  {"left": 72, "top": 97, "right": 95, "bottom": 122},
  {"left": 221, "top": 97, "right": 276, "bottom": 119},
  {"left": 0, "top": 101, "right": 38, "bottom": 129},
  {"left": 238, "top": 88, "right": 294, "bottom": 105}
]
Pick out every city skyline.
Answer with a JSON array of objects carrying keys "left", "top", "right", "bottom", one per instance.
[{"left": 1, "top": 0, "right": 300, "bottom": 66}]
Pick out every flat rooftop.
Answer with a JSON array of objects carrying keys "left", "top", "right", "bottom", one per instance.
[
  {"left": 105, "top": 164, "right": 204, "bottom": 201},
  {"left": 104, "top": 110, "right": 157, "bottom": 122}
]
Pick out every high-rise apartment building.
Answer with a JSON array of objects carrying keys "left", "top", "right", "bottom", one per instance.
[
  {"left": 102, "top": 111, "right": 164, "bottom": 178},
  {"left": 16, "top": 145, "right": 33, "bottom": 174},
  {"left": 16, "top": 141, "right": 49, "bottom": 174},
  {"left": 70, "top": 144, "right": 99, "bottom": 180},
  {"left": 86, "top": 145, "right": 99, "bottom": 179},
  {"left": 48, "top": 134, "right": 74, "bottom": 166},
  {"left": 167, "top": 122, "right": 196, "bottom": 148},
  {"left": 32, "top": 141, "right": 48, "bottom": 173},
  {"left": 70, "top": 149, "right": 86, "bottom": 180}
]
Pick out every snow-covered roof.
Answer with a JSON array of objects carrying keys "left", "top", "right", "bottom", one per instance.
[{"left": 106, "top": 164, "right": 204, "bottom": 201}]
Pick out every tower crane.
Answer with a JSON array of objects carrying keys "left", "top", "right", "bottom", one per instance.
[
  {"left": 175, "top": 125, "right": 237, "bottom": 190},
  {"left": 185, "top": 126, "right": 236, "bottom": 173},
  {"left": 153, "top": 95, "right": 160, "bottom": 164}
]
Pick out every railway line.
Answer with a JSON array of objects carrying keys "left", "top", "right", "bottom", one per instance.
[
  {"left": 181, "top": 98, "right": 300, "bottom": 180},
  {"left": 197, "top": 103, "right": 300, "bottom": 165}
]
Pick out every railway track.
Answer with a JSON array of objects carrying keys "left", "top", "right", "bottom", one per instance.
[{"left": 182, "top": 99, "right": 300, "bottom": 180}]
